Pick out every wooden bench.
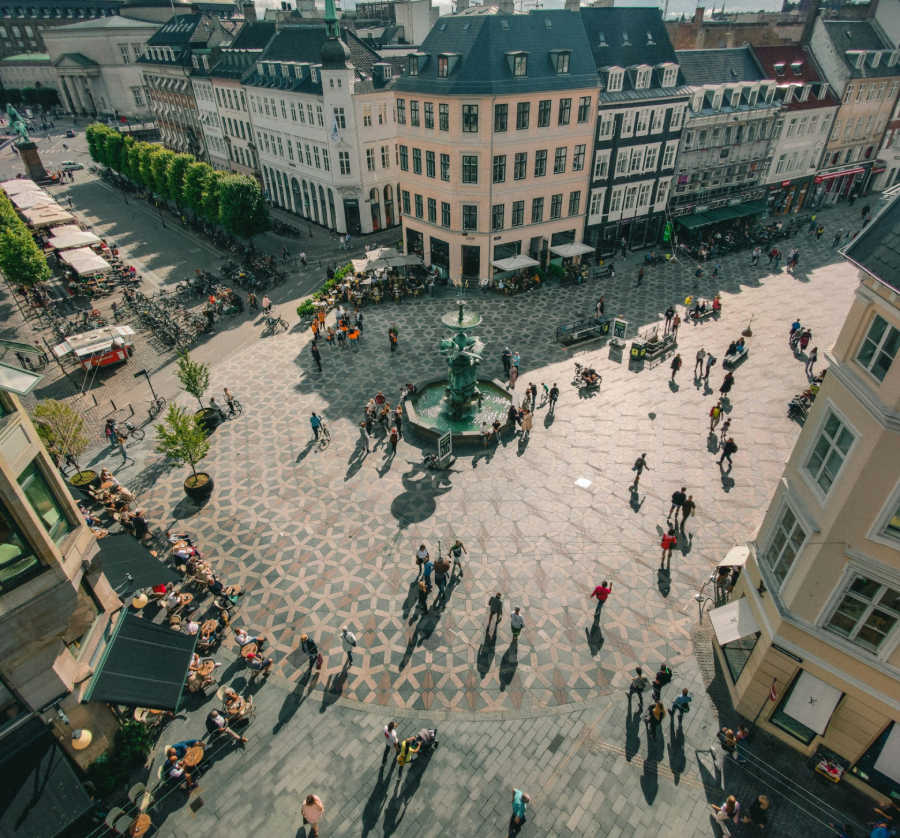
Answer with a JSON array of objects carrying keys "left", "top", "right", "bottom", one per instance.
[{"left": 723, "top": 349, "right": 749, "bottom": 369}]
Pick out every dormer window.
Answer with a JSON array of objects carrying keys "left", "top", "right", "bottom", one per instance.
[
  {"left": 783, "top": 86, "right": 794, "bottom": 103},
  {"left": 597, "top": 30, "right": 607, "bottom": 46},
  {"left": 438, "top": 53, "right": 458, "bottom": 77},
  {"left": 818, "top": 82, "right": 829, "bottom": 99},
  {"left": 731, "top": 88, "right": 740, "bottom": 107},
  {"left": 192, "top": 54, "right": 198, "bottom": 68},
  {"left": 869, "top": 51, "right": 882, "bottom": 68},
  {"left": 635, "top": 67, "right": 650, "bottom": 89},
  {"left": 311, "top": 67, "right": 318, "bottom": 82},
  {"left": 661, "top": 65, "right": 677, "bottom": 87},
  {"left": 856, "top": 52, "right": 866, "bottom": 69},
  {"left": 383, "top": 65, "right": 391, "bottom": 80},
  {"left": 712, "top": 90, "right": 722, "bottom": 111},
  {"left": 889, "top": 51, "right": 900, "bottom": 67},
  {"left": 202, "top": 55, "right": 208, "bottom": 69},
  {"left": 800, "top": 84, "right": 810, "bottom": 101},
  {"left": 622, "top": 30, "right": 630, "bottom": 46},
  {"left": 408, "top": 55, "right": 418, "bottom": 75},
  {"left": 748, "top": 87, "right": 758, "bottom": 106},
  {"left": 512, "top": 53, "right": 527, "bottom": 77},
  {"left": 774, "top": 62, "right": 785, "bottom": 76},
  {"left": 791, "top": 61, "right": 802, "bottom": 75},
  {"left": 555, "top": 51, "right": 569, "bottom": 75},
  {"left": 606, "top": 68, "right": 623, "bottom": 92}
]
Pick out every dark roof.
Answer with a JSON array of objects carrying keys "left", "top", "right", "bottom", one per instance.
[
  {"left": 207, "top": 21, "right": 275, "bottom": 78},
  {"left": 580, "top": 6, "right": 678, "bottom": 71},
  {"left": 85, "top": 612, "right": 198, "bottom": 711},
  {"left": 821, "top": 21, "right": 900, "bottom": 79},
  {"left": 752, "top": 44, "right": 840, "bottom": 110},
  {"left": 393, "top": 9, "right": 598, "bottom": 96},
  {"left": 97, "top": 533, "right": 180, "bottom": 593},
  {"left": 146, "top": 12, "right": 209, "bottom": 45},
  {"left": 0, "top": 719, "right": 93, "bottom": 838},
  {"left": 226, "top": 18, "right": 275, "bottom": 49},
  {"left": 844, "top": 192, "right": 900, "bottom": 293},
  {"left": 676, "top": 45, "right": 764, "bottom": 85}
]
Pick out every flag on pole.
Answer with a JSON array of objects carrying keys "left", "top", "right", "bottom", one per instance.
[{"left": 769, "top": 680, "right": 778, "bottom": 702}]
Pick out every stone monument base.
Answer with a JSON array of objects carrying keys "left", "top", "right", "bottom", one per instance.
[{"left": 17, "top": 142, "right": 51, "bottom": 183}]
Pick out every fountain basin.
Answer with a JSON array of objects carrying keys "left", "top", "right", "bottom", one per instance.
[{"left": 405, "top": 377, "right": 513, "bottom": 442}]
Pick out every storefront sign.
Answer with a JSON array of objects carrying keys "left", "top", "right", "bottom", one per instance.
[
  {"left": 814, "top": 167, "right": 865, "bottom": 184},
  {"left": 872, "top": 167, "right": 887, "bottom": 174},
  {"left": 771, "top": 643, "right": 803, "bottom": 664},
  {"left": 612, "top": 318, "right": 628, "bottom": 340},
  {"left": 728, "top": 197, "right": 744, "bottom": 206},
  {"left": 693, "top": 204, "right": 709, "bottom": 214},
  {"left": 781, "top": 180, "right": 792, "bottom": 188}
]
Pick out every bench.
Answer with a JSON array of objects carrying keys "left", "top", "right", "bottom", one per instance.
[
  {"left": 723, "top": 348, "right": 749, "bottom": 369},
  {"left": 593, "top": 264, "right": 615, "bottom": 279},
  {"left": 690, "top": 308, "right": 717, "bottom": 323}
]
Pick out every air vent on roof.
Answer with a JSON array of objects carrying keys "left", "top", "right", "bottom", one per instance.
[
  {"left": 791, "top": 61, "right": 802, "bottom": 74},
  {"left": 439, "top": 22, "right": 445, "bottom": 30},
  {"left": 545, "top": 19, "right": 551, "bottom": 28},
  {"left": 646, "top": 31, "right": 654, "bottom": 45},
  {"left": 462, "top": 22, "right": 470, "bottom": 30},
  {"left": 730, "top": 68, "right": 737, "bottom": 77},
  {"left": 598, "top": 31, "right": 607, "bottom": 46},
  {"left": 773, "top": 62, "right": 785, "bottom": 76},
  {"left": 622, "top": 31, "right": 630, "bottom": 45},
  {"left": 501, "top": 19, "right": 508, "bottom": 29}
]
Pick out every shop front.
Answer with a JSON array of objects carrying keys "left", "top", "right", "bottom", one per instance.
[
  {"left": 430, "top": 236, "right": 450, "bottom": 279},
  {"left": 586, "top": 211, "right": 665, "bottom": 258},
  {"left": 768, "top": 176, "right": 814, "bottom": 215},
  {"left": 810, "top": 166, "right": 868, "bottom": 208}
]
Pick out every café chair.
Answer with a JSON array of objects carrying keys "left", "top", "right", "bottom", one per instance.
[
  {"left": 128, "top": 782, "right": 153, "bottom": 812},
  {"left": 105, "top": 808, "right": 125, "bottom": 831},
  {"left": 113, "top": 814, "right": 134, "bottom": 835}
]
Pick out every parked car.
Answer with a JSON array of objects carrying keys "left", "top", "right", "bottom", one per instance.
[
  {"left": 60, "top": 161, "right": 83, "bottom": 171},
  {"left": 65, "top": 129, "right": 76, "bottom": 138}
]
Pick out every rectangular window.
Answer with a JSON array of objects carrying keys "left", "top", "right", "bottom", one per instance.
[
  {"left": 462, "top": 205, "right": 477, "bottom": 231},
  {"left": 651, "top": 108, "right": 663, "bottom": 132},
  {"left": 494, "top": 103, "right": 508, "bottom": 132},
  {"left": 313, "top": 146, "right": 321, "bottom": 168},
  {"left": 426, "top": 151, "right": 435, "bottom": 178},
  {"left": 317, "top": 106, "right": 324, "bottom": 127},
  {"left": 463, "top": 104, "right": 478, "bottom": 132},
  {"left": 0, "top": 498, "right": 43, "bottom": 593},
  {"left": 413, "top": 148, "right": 422, "bottom": 175},
  {"left": 363, "top": 105, "right": 372, "bottom": 126},
  {"left": 531, "top": 197, "right": 544, "bottom": 223},
  {"left": 577, "top": 96, "right": 591, "bottom": 123},
  {"left": 763, "top": 504, "right": 808, "bottom": 584},
  {"left": 614, "top": 151, "right": 628, "bottom": 177},
  {"left": 637, "top": 183, "right": 651, "bottom": 206},
  {"left": 399, "top": 145, "right": 409, "bottom": 171},
  {"left": 334, "top": 107, "right": 346, "bottom": 129},
  {"left": 599, "top": 114, "right": 614, "bottom": 138},
  {"left": 857, "top": 314, "right": 900, "bottom": 382},
  {"left": 440, "top": 154, "right": 450, "bottom": 181},
  {"left": 572, "top": 144, "right": 585, "bottom": 172},
  {"left": 516, "top": 101, "right": 530, "bottom": 130},
  {"left": 382, "top": 145, "right": 390, "bottom": 169},
  {"left": 770, "top": 674, "right": 820, "bottom": 745},
  {"left": 558, "top": 98, "right": 571, "bottom": 126},
  {"left": 288, "top": 143, "right": 294, "bottom": 162},
  {"left": 367, "top": 148, "right": 376, "bottom": 172},
  {"left": 513, "top": 53, "right": 527, "bottom": 76},
  {"left": 323, "top": 148, "right": 330, "bottom": 172},
  {"left": 339, "top": 151, "right": 351, "bottom": 175},
  {"left": 493, "top": 155, "right": 506, "bottom": 183},
  {"left": 550, "top": 193, "right": 562, "bottom": 219},
  {"left": 623, "top": 185, "right": 637, "bottom": 210},
  {"left": 512, "top": 201, "right": 524, "bottom": 227},
  {"left": 630, "top": 147, "right": 643, "bottom": 173},
  {"left": 397, "top": 99, "right": 406, "bottom": 124},
  {"left": 411, "top": 100, "right": 420, "bottom": 127},
  {"left": 18, "top": 462, "right": 71, "bottom": 546},
  {"left": 635, "top": 108, "right": 649, "bottom": 133},
  {"left": 402, "top": 190, "right": 411, "bottom": 214},
  {"left": 537, "top": 99, "right": 551, "bottom": 127},
  {"left": 662, "top": 142, "right": 676, "bottom": 168},
  {"left": 462, "top": 155, "right": 478, "bottom": 184},
  {"left": 424, "top": 102, "right": 434, "bottom": 129},
  {"left": 593, "top": 150, "right": 610, "bottom": 179},
  {"left": 555, "top": 52, "right": 569, "bottom": 74},
  {"left": 119, "top": 44, "right": 130, "bottom": 63},
  {"left": 281, "top": 100, "right": 288, "bottom": 119},
  {"left": 655, "top": 179, "right": 669, "bottom": 206},
  {"left": 492, "top": 204, "right": 504, "bottom": 231},
  {"left": 438, "top": 56, "right": 448, "bottom": 77},
  {"left": 441, "top": 202, "right": 450, "bottom": 227},
  {"left": 621, "top": 111, "right": 635, "bottom": 137},
  {"left": 415, "top": 194, "right": 423, "bottom": 218},
  {"left": 428, "top": 197, "right": 437, "bottom": 223},
  {"left": 132, "top": 87, "right": 143, "bottom": 107},
  {"left": 554, "top": 147, "right": 567, "bottom": 174},
  {"left": 514, "top": 152, "right": 527, "bottom": 180},
  {"left": 277, "top": 136, "right": 284, "bottom": 157},
  {"left": 644, "top": 146, "right": 658, "bottom": 171},
  {"left": 826, "top": 575, "right": 900, "bottom": 653},
  {"left": 568, "top": 190, "right": 580, "bottom": 216},
  {"left": 804, "top": 410, "right": 855, "bottom": 497},
  {"left": 609, "top": 187, "right": 623, "bottom": 213},
  {"left": 439, "top": 103, "right": 449, "bottom": 131},
  {"left": 534, "top": 150, "right": 547, "bottom": 177}
]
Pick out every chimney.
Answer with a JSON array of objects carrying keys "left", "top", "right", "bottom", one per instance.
[
  {"left": 243, "top": 0, "right": 257, "bottom": 23},
  {"left": 692, "top": 6, "right": 705, "bottom": 29},
  {"left": 565, "top": 0, "right": 579, "bottom": 10},
  {"left": 498, "top": 0, "right": 514, "bottom": 13},
  {"left": 456, "top": 0, "right": 469, "bottom": 9}
]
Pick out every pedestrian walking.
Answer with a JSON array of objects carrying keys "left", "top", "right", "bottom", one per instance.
[
  {"left": 680, "top": 495, "right": 696, "bottom": 530},
  {"left": 661, "top": 528, "right": 677, "bottom": 564},
  {"left": 262, "top": 295, "right": 272, "bottom": 314},
  {"left": 487, "top": 592, "right": 503, "bottom": 630},
  {"left": 450, "top": 539, "right": 467, "bottom": 574},
  {"left": 672, "top": 312, "right": 681, "bottom": 337},
  {"left": 528, "top": 382, "right": 538, "bottom": 411},
  {"left": 596, "top": 296, "right": 605, "bottom": 317},
  {"left": 670, "top": 353, "right": 682, "bottom": 382},
  {"left": 735, "top": 723, "right": 750, "bottom": 764},
  {"left": 301, "top": 795, "right": 324, "bottom": 837},
  {"left": 548, "top": 383, "right": 559, "bottom": 412},
  {"left": 671, "top": 688, "right": 692, "bottom": 722},
  {"left": 388, "top": 428, "right": 399, "bottom": 456},
  {"left": 590, "top": 580, "right": 612, "bottom": 612},
  {"left": 704, "top": 352, "right": 717, "bottom": 382},
  {"left": 521, "top": 408, "right": 533, "bottom": 437},
  {"left": 417, "top": 579, "right": 429, "bottom": 613},
  {"left": 787, "top": 248, "right": 800, "bottom": 272},
  {"left": 311, "top": 343, "right": 322, "bottom": 372},
  {"left": 340, "top": 626, "right": 357, "bottom": 666},
  {"left": 695, "top": 348, "right": 707, "bottom": 376},
  {"left": 511, "top": 789, "right": 530, "bottom": 826},
  {"left": 646, "top": 701, "right": 666, "bottom": 739},
  {"left": 355, "top": 308, "right": 364, "bottom": 333},
  {"left": 510, "top": 607, "right": 524, "bottom": 641},
  {"left": 719, "top": 371, "right": 734, "bottom": 399},
  {"left": 627, "top": 667, "right": 649, "bottom": 709},
  {"left": 742, "top": 796, "right": 769, "bottom": 829},
  {"left": 620, "top": 236, "right": 627, "bottom": 258},
  {"left": 359, "top": 422, "right": 372, "bottom": 453},
  {"left": 805, "top": 346, "right": 818, "bottom": 376},
  {"left": 750, "top": 246, "right": 761, "bottom": 266},
  {"left": 816, "top": 224, "right": 824, "bottom": 241},
  {"left": 808, "top": 217, "right": 818, "bottom": 237},
  {"left": 508, "top": 364, "right": 518, "bottom": 389},
  {"left": 632, "top": 453, "right": 649, "bottom": 487},
  {"left": 116, "top": 434, "right": 134, "bottom": 466},
  {"left": 310, "top": 412, "right": 322, "bottom": 439},
  {"left": 710, "top": 399, "right": 723, "bottom": 431},
  {"left": 767, "top": 246, "right": 779, "bottom": 267},
  {"left": 773, "top": 248, "right": 782, "bottom": 269},
  {"left": 833, "top": 230, "right": 843, "bottom": 247},
  {"left": 664, "top": 306, "right": 675, "bottom": 333},
  {"left": 300, "top": 634, "right": 320, "bottom": 671},
  {"left": 712, "top": 263, "right": 720, "bottom": 279},
  {"left": 712, "top": 797, "right": 740, "bottom": 837},
  {"left": 384, "top": 722, "right": 400, "bottom": 757},
  {"left": 501, "top": 347, "right": 512, "bottom": 374},
  {"left": 636, "top": 266, "right": 644, "bottom": 286},
  {"left": 669, "top": 487, "right": 687, "bottom": 522},
  {"left": 719, "top": 437, "right": 738, "bottom": 468},
  {"left": 695, "top": 266, "right": 703, "bottom": 281},
  {"left": 719, "top": 418, "right": 731, "bottom": 444}
]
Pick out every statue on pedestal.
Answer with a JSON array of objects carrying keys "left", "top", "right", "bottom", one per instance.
[{"left": 6, "top": 104, "right": 31, "bottom": 145}]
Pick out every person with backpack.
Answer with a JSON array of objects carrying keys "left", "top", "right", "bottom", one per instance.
[
  {"left": 646, "top": 701, "right": 666, "bottom": 739},
  {"left": 632, "top": 453, "right": 649, "bottom": 488},
  {"left": 719, "top": 437, "right": 738, "bottom": 468},
  {"left": 704, "top": 353, "right": 717, "bottom": 382},
  {"left": 627, "top": 666, "right": 649, "bottom": 710}
]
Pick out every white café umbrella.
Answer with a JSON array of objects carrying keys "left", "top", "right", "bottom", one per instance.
[
  {"left": 491, "top": 254, "right": 540, "bottom": 271},
  {"left": 367, "top": 246, "right": 400, "bottom": 261},
  {"left": 549, "top": 242, "right": 594, "bottom": 258}
]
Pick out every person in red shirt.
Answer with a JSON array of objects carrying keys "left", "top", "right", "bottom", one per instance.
[
  {"left": 661, "top": 528, "right": 678, "bottom": 565},
  {"left": 590, "top": 581, "right": 613, "bottom": 613}
]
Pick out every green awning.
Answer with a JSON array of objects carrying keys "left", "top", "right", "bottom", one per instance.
[
  {"left": 740, "top": 201, "right": 768, "bottom": 216},
  {"left": 675, "top": 213, "right": 714, "bottom": 229},
  {"left": 705, "top": 206, "right": 744, "bottom": 223},
  {"left": 85, "top": 612, "right": 197, "bottom": 711}
]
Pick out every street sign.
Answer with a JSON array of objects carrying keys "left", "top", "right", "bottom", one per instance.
[
  {"left": 438, "top": 430, "right": 452, "bottom": 462},
  {"left": 613, "top": 318, "right": 628, "bottom": 341}
]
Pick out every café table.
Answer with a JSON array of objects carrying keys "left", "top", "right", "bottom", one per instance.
[
  {"left": 240, "top": 642, "right": 258, "bottom": 659},
  {"left": 200, "top": 620, "right": 218, "bottom": 637},
  {"left": 128, "top": 814, "right": 152, "bottom": 837},
  {"left": 183, "top": 745, "right": 204, "bottom": 768},
  {"left": 197, "top": 659, "right": 216, "bottom": 677}
]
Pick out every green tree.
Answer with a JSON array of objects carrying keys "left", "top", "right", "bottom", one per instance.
[
  {"left": 218, "top": 174, "right": 271, "bottom": 244},
  {"left": 0, "top": 225, "right": 51, "bottom": 286},
  {"left": 0, "top": 193, "right": 20, "bottom": 232},
  {"left": 137, "top": 143, "right": 160, "bottom": 190},
  {"left": 32, "top": 399, "right": 91, "bottom": 480},
  {"left": 167, "top": 153, "right": 193, "bottom": 209},
  {"left": 151, "top": 148, "right": 176, "bottom": 200},
  {"left": 183, "top": 161, "right": 212, "bottom": 217},
  {"left": 85, "top": 123, "right": 103, "bottom": 163},
  {"left": 154, "top": 403, "right": 210, "bottom": 484},
  {"left": 104, "top": 131, "right": 125, "bottom": 173},
  {"left": 120, "top": 136, "right": 137, "bottom": 179},
  {"left": 175, "top": 351, "right": 210, "bottom": 410},
  {"left": 201, "top": 170, "right": 228, "bottom": 225}
]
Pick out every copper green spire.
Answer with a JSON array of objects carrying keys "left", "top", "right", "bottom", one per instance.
[{"left": 324, "top": 0, "right": 340, "bottom": 39}]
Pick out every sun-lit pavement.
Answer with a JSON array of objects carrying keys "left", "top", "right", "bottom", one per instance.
[{"left": 2, "top": 134, "right": 880, "bottom": 836}]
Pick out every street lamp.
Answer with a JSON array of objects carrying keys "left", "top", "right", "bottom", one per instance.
[
  {"left": 132, "top": 592, "right": 149, "bottom": 609},
  {"left": 56, "top": 708, "right": 93, "bottom": 750}
]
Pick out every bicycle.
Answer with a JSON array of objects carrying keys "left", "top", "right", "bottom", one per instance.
[
  {"left": 147, "top": 395, "right": 167, "bottom": 421},
  {"left": 119, "top": 420, "right": 145, "bottom": 442},
  {"left": 317, "top": 420, "right": 331, "bottom": 449},
  {"left": 219, "top": 399, "right": 243, "bottom": 420},
  {"left": 263, "top": 312, "right": 289, "bottom": 335}
]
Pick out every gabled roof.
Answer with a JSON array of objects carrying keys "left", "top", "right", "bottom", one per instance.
[
  {"left": 42, "top": 15, "right": 157, "bottom": 31},
  {"left": 844, "top": 192, "right": 900, "bottom": 294},
  {"left": 821, "top": 21, "right": 900, "bottom": 79},
  {"left": 752, "top": 44, "right": 840, "bottom": 111},
  {"left": 393, "top": 9, "right": 598, "bottom": 96},
  {"left": 676, "top": 45, "right": 764, "bottom": 85},
  {"left": 581, "top": 6, "right": 678, "bottom": 72},
  {"left": 53, "top": 52, "right": 100, "bottom": 67}
]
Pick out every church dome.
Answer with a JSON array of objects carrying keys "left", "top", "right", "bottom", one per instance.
[{"left": 320, "top": 37, "right": 350, "bottom": 70}]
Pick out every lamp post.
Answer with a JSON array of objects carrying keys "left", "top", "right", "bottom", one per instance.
[{"left": 55, "top": 708, "right": 93, "bottom": 750}]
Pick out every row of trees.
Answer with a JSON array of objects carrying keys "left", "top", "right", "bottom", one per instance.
[
  {"left": 1, "top": 87, "right": 60, "bottom": 110},
  {"left": 0, "top": 191, "right": 52, "bottom": 288},
  {"left": 84, "top": 123, "right": 271, "bottom": 244}
]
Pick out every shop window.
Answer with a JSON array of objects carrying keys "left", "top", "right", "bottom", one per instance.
[
  {"left": 0, "top": 498, "right": 44, "bottom": 593},
  {"left": 857, "top": 314, "right": 900, "bottom": 383},
  {"left": 769, "top": 673, "right": 819, "bottom": 745},
  {"left": 851, "top": 721, "right": 900, "bottom": 796},
  {"left": 722, "top": 633, "right": 759, "bottom": 683},
  {"left": 18, "top": 462, "right": 71, "bottom": 545}
]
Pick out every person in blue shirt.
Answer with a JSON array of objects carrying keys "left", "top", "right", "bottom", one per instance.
[
  {"left": 511, "top": 788, "right": 530, "bottom": 825},
  {"left": 671, "top": 688, "right": 692, "bottom": 722},
  {"left": 310, "top": 412, "right": 322, "bottom": 440},
  {"left": 166, "top": 740, "right": 202, "bottom": 760}
]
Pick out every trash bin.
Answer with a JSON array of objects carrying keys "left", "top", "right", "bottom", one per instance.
[
  {"left": 630, "top": 338, "right": 647, "bottom": 360},
  {"left": 595, "top": 318, "right": 611, "bottom": 336}
]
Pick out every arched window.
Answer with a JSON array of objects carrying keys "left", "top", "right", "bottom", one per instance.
[
  {"left": 370, "top": 187, "right": 381, "bottom": 231},
  {"left": 318, "top": 185, "right": 328, "bottom": 229},
  {"left": 291, "top": 177, "right": 303, "bottom": 217},
  {"left": 310, "top": 182, "right": 320, "bottom": 224},
  {"left": 384, "top": 184, "right": 394, "bottom": 226},
  {"left": 327, "top": 189, "right": 336, "bottom": 230},
  {"left": 302, "top": 180, "right": 311, "bottom": 217}
]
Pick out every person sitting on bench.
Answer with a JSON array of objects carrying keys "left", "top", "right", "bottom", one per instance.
[{"left": 580, "top": 368, "right": 600, "bottom": 386}]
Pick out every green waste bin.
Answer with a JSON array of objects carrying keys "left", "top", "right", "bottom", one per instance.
[
  {"left": 630, "top": 338, "right": 647, "bottom": 360},
  {"left": 595, "top": 318, "right": 611, "bottom": 336}
]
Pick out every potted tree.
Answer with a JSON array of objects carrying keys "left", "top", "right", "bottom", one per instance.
[
  {"left": 31, "top": 399, "right": 97, "bottom": 488},
  {"left": 175, "top": 351, "right": 219, "bottom": 432},
  {"left": 154, "top": 404, "right": 213, "bottom": 499}
]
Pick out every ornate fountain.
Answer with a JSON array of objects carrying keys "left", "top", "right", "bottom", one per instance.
[{"left": 405, "top": 285, "right": 512, "bottom": 441}]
